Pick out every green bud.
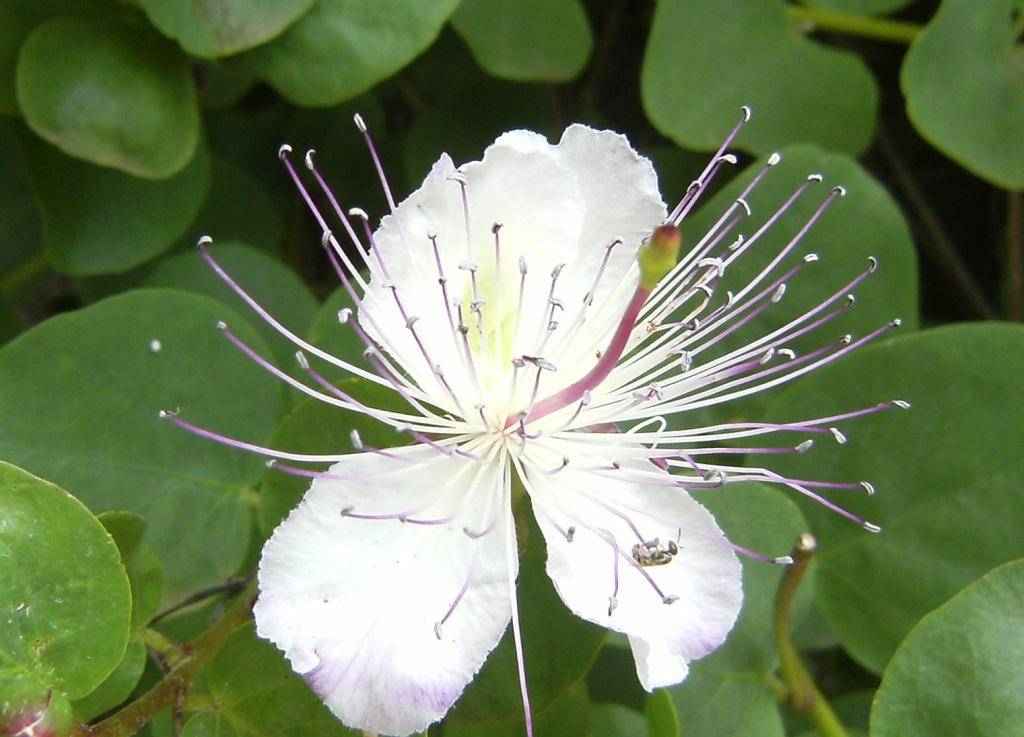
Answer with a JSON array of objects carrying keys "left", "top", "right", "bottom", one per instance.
[
  {"left": 638, "top": 225, "right": 682, "bottom": 292},
  {"left": 1, "top": 678, "right": 74, "bottom": 737}
]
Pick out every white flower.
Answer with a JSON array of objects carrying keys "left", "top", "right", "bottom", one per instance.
[{"left": 167, "top": 110, "right": 903, "bottom": 737}]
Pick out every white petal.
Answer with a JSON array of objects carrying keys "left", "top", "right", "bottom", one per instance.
[
  {"left": 522, "top": 443, "right": 741, "bottom": 691},
  {"left": 255, "top": 445, "right": 515, "bottom": 735}
]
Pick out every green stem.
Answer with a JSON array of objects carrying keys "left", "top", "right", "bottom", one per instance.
[
  {"left": 773, "top": 534, "right": 849, "bottom": 737},
  {"left": 139, "top": 628, "right": 187, "bottom": 668},
  {"left": 86, "top": 581, "right": 257, "bottom": 737},
  {"left": 787, "top": 5, "right": 921, "bottom": 44}
]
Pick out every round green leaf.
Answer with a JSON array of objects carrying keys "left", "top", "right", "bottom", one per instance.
[
  {"left": 444, "top": 681, "right": 590, "bottom": 737},
  {"left": 451, "top": 0, "right": 593, "bottom": 81},
  {"left": 645, "top": 689, "right": 679, "bottom": 737},
  {"left": 641, "top": 0, "right": 878, "bottom": 155},
  {"left": 872, "top": 560, "right": 1024, "bottom": 737},
  {"left": 145, "top": 241, "right": 318, "bottom": 369},
  {"left": 0, "top": 462, "right": 132, "bottom": 699},
  {"left": 239, "top": 0, "right": 460, "bottom": 106},
  {"left": 679, "top": 146, "right": 918, "bottom": 421},
  {"left": 71, "top": 633, "right": 147, "bottom": 721},
  {"left": 136, "top": 0, "right": 317, "bottom": 58},
  {"left": 902, "top": 0, "right": 1024, "bottom": 189},
  {"left": 797, "top": 0, "right": 916, "bottom": 13},
  {"left": 15, "top": 120, "right": 210, "bottom": 275},
  {"left": 179, "top": 623, "right": 360, "bottom": 737},
  {"left": 187, "top": 157, "right": 284, "bottom": 253},
  {"left": 0, "top": 290, "right": 281, "bottom": 602},
  {"left": 763, "top": 323, "right": 1024, "bottom": 673},
  {"left": 97, "top": 511, "right": 165, "bottom": 629},
  {"left": 17, "top": 14, "right": 200, "bottom": 179},
  {"left": 590, "top": 703, "right": 646, "bottom": 737}
]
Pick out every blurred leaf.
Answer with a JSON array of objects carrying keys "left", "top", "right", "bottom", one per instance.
[
  {"left": 15, "top": 121, "right": 210, "bottom": 275},
  {"left": 448, "top": 515, "right": 606, "bottom": 724},
  {"left": 144, "top": 241, "right": 318, "bottom": 368},
  {"left": 136, "top": 0, "right": 317, "bottom": 58},
  {"left": 695, "top": 484, "right": 813, "bottom": 672},
  {"left": 902, "top": 0, "right": 1024, "bottom": 189},
  {"left": 872, "top": 559, "right": 1024, "bottom": 737},
  {"left": 796, "top": 0, "right": 916, "bottom": 12},
  {"left": 0, "top": 462, "right": 132, "bottom": 698},
  {"left": 186, "top": 157, "right": 284, "bottom": 253},
  {"left": 239, "top": 0, "right": 460, "bottom": 106},
  {"left": 179, "top": 623, "right": 360, "bottom": 737},
  {"left": 644, "top": 689, "right": 679, "bottom": 737},
  {"left": 763, "top": 324, "right": 1024, "bottom": 673},
  {"left": 444, "top": 681, "right": 590, "bottom": 736},
  {"left": 17, "top": 14, "right": 199, "bottom": 179},
  {"left": 666, "top": 674, "right": 785, "bottom": 737},
  {"left": 451, "top": 0, "right": 592, "bottom": 81},
  {"left": 642, "top": 0, "right": 877, "bottom": 155},
  {"left": 0, "top": 290, "right": 281, "bottom": 602},
  {"left": 590, "top": 703, "right": 647, "bottom": 737},
  {"left": 0, "top": 117, "right": 43, "bottom": 285}
]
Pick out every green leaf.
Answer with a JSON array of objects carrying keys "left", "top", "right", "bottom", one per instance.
[
  {"left": 448, "top": 514, "right": 606, "bottom": 724},
  {"left": 763, "top": 323, "right": 1024, "bottom": 674},
  {"left": 443, "top": 681, "right": 590, "bottom": 736},
  {"left": 645, "top": 688, "right": 679, "bottom": 737},
  {"left": 179, "top": 624, "right": 360, "bottom": 737},
  {"left": 17, "top": 14, "right": 200, "bottom": 179},
  {"left": 797, "top": 0, "right": 916, "bottom": 13},
  {"left": 258, "top": 378, "right": 409, "bottom": 536},
  {"left": 239, "top": 0, "right": 460, "bottom": 106},
  {"left": 15, "top": 120, "right": 210, "bottom": 275},
  {"left": 71, "top": 633, "right": 147, "bottom": 721},
  {"left": 98, "top": 511, "right": 165, "bottom": 629},
  {"left": 0, "top": 290, "right": 282, "bottom": 602},
  {"left": 451, "top": 0, "right": 592, "bottom": 81},
  {"left": 136, "top": 0, "right": 317, "bottom": 58},
  {"left": 144, "top": 241, "right": 318, "bottom": 369},
  {"left": 666, "top": 673, "right": 785, "bottom": 737},
  {"left": 590, "top": 703, "right": 647, "bottom": 737},
  {"left": 679, "top": 146, "right": 918, "bottom": 422},
  {"left": 641, "top": 0, "right": 878, "bottom": 155},
  {"left": 872, "top": 560, "right": 1024, "bottom": 737},
  {"left": 187, "top": 157, "right": 285, "bottom": 253},
  {"left": 902, "top": 0, "right": 1024, "bottom": 189},
  {"left": 0, "top": 462, "right": 132, "bottom": 698}
]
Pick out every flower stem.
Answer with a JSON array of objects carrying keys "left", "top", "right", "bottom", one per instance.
[
  {"left": 787, "top": 5, "right": 920, "bottom": 44},
  {"left": 773, "top": 533, "right": 849, "bottom": 737},
  {"left": 86, "top": 580, "right": 257, "bottom": 737}
]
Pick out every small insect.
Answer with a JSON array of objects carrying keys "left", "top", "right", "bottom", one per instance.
[{"left": 631, "top": 537, "right": 679, "bottom": 567}]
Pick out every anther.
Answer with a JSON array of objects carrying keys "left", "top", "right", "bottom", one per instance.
[
  {"left": 719, "top": 154, "right": 738, "bottom": 165},
  {"left": 772, "top": 556, "right": 795, "bottom": 565},
  {"left": 830, "top": 428, "right": 847, "bottom": 444},
  {"left": 808, "top": 173, "right": 823, "bottom": 182},
  {"left": 777, "top": 348, "right": 796, "bottom": 360},
  {"left": 216, "top": 321, "right": 228, "bottom": 330},
  {"left": 341, "top": 506, "right": 354, "bottom": 516},
  {"left": 551, "top": 263, "right": 565, "bottom": 278},
  {"left": 321, "top": 230, "right": 333, "bottom": 248},
  {"left": 607, "top": 596, "right": 618, "bottom": 616},
  {"left": 459, "top": 260, "right": 478, "bottom": 272},
  {"left": 353, "top": 113, "right": 367, "bottom": 132},
  {"left": 304, "top": 149, "right": 316, "bottom": 170},
  {"left": 405, "top": 316, "right": 420, "bottom": 329},
  {"left": 736, "top": 197, "right": 752, "bottom": 215},
  {"left": 839, "top": 334, "right": 853, "bottom": 345},
  {"left": 463, "top": 526, "right": 484, "bottom": 539},
  {"left": 197, "top": 235, "right": 213, "bottom": 248},
  {"left": 867, "top": 256, "right": 878, "bottom": 272},
  {"left": 338, "top": 308, "right": 352, "bottom": 324},
  {"left": 348, "top": 207, "right": 369, "bottom": 221},
  {"left": 565, "top": 526, "right": 576, "bottom": 543},
  {"left": 434, "top": 622, "right": 443, "bottom": 640},
  {"left": 845, "top": 295, "right": 856, "bottom": 307},
  {"left": 278, "top": 144, "right": 292, "bottom": 159},
  {"left": 861, "top": 481, "right": 876, "bottom": 495},
  {"left": 741, "top": 105, "right": 752, "bottom": 121},
  {"left": 662, "top": 595, "right": 679, "bottom": 605},
  {"left": 265, "top": 459, "right": 277, "bottom": 469},
  {"left": 768, "top": 152, "right": 781, "bottom": 166},
  {"left": 157, "top": 409, "right": 178, "bottom": 419},
  {"left": 771, "top": 284, "right": 786, "bottom": 302},
  {"left": 863, "top": 522, "right": 882, "bottom": 533},
  {"left": 804, "top": 253, "right": 819, "bottom": 263},
  {"left": 795, "top": 439, "right": 814, "bottom": 453},
  {"left": 894, "top": 400, "right": 911, "bottom": 409},
  {"left": 519, "top": 256, "right": 527, "bottom": 274},
  {"left": 295, "top": 351, "right": 310, "bottom": 370},
  {"left": 149, "top": 340, "right": 161, "bottom": 353},
  {"left": 491, "top": 222, "right": 503, "bottom": 233},
  {"left": 447, "top": 171, "right": 467, "bottom": 184},
  {"left": 891, "top": 318, "right": 903, "bottom": 328},
  {"left": 832, "top": 185, "right": 847, "bottom": 196},
  {"left": 350, "top": 429, "right": 363, "bottom": 450}
]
